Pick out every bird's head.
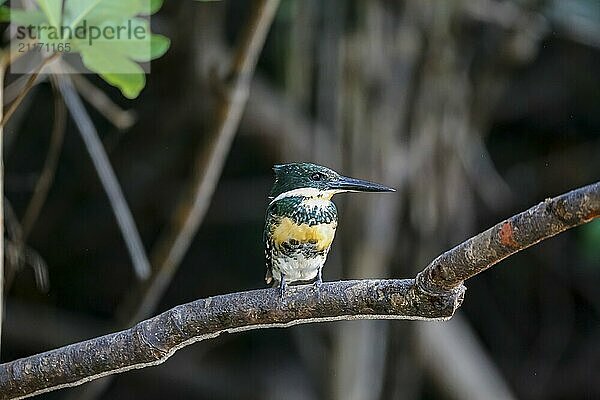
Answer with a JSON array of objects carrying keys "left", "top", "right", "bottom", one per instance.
[{"left": 269, "top": 162, "right": 395, "bottom": 200}]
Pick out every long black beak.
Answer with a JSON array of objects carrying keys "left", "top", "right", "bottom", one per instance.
[{"left": 330, "top": 176, "right": 395, "bottom": 192}]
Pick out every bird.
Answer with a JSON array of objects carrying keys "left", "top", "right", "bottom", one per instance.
[{"left": 264, "top": 162, "right": 395, "bottom": 296}]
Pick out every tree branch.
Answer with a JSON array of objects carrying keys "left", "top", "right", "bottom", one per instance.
[
  {"left": 0, "top": 182, "right": 597, "bottom": 399},
  {"left": 0, "top": 279, "right": 462, "bottom": 400},
  {"left": 416, "top": 181, "right": 600, "bottom": 293}
]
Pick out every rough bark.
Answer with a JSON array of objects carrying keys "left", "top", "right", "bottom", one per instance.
[
  {"left": 0, "top": 279, "right": 463, "bottom": 400},
  {"left": 0, "top": 181, "right": 597, "bottom": 399},
  {"left": 417, "top": 181, "right": 600, "bottom": 292}
]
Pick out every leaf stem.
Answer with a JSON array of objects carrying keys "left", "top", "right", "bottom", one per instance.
[{"left": 0, "top": 52, "right": 60, "bottom": 128}]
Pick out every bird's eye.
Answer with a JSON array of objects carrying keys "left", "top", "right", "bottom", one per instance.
[{"left": 311, "top": 173, "right": 322, "bottom": 181}]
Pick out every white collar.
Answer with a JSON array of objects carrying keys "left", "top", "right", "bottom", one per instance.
[{"left": 269, "top": 188, "right": 341, "bottom": 205}]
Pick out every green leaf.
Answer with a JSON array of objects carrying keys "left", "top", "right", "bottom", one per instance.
[
  {"left": 0, "top": 6, "right": 10, "bottom": 22},
  {"left": 8, "top": 9, "right": 47, "bottom": 25},
  {"left": 8, "top": 0, "right": 170, "bottom": 99},
  {"left": 149, "top": 34, "right": 169, "bottom": 59},
  {"left": 79, "top": 44, "right": 146, "bottom": 98},
  {"left": 147, "top": 0, "right": 163, "bottom": 14},
  {"left": 70, "top": 19, "right": 168, "bottom": 62},
  {"left": 35, "top": 0, "right": 62, "bottom": 28},
  {"left": 100, "top": 71, "right": 146, "bottom": 99},
  {"left": 64, "top": 0, "right": 145, "bottom": 27},
  {"left": 79, "top": 43, "right": 143, "bottom": 74},
  {"left": 63, "top": 0, "right": 101, "bottom": 27}
]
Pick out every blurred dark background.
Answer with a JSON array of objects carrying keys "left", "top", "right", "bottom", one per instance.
[{"left": 2, "top": 0, "right": 600, "bottom": 399}]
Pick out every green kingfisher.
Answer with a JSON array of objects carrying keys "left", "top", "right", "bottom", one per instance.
[{"left": 264, "top": 162, "right": 395, "bottom": 295}]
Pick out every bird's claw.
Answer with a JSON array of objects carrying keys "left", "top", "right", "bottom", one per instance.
[{"left": 314, "top": 269, "right": 323, "bottom": 288}]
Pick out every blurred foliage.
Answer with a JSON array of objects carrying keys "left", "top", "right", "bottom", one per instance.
[
  {"left": 580, "top": 219, "right": 600, "bottom": 262},
  {"left": 4, "top": 0, "right": 170, "bottom": 98}
]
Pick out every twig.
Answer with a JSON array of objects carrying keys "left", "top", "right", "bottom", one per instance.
[
  {"left": 4, "top": 65, "right": 137, "bottom": 131},
  {"left": 413, "top": 186, "right": 516, "bottom": 400},
  {"left": 20, "top": 77, "right": 66, "bottom": 239},
  {"left": 0, "top": 279, "right": 463, "bottom": 400},
  {"left": 70, "top": 73, "right": 137, "bottom": 131},
  {"left": 126, "top": 0, "right": 281, "bottom": 322},
  {"left": 0, "top": 181, "right": 597, "bottom": 399},
  {"left": 416, "top": 181, "right": 600, "bottom": 292},
  {"left": 4, "top": 73, "right": 44, "bottom": 105},
  {"left": 1, "top": 53, "right": 59, "bottom": 128},
  {"left": 3, "top": 200, "right": 48, "bottom": 292},
  {"left": 452, "top": 122, "right": 513, "bottom": 210},
  {"left": 0, "top": 40, "right": 34, "bottom": 71},
  {"left": 4, "top": 241, "right": 49, "bottom": 293},
  {"left": 416, "top": 314, "right": 517, "bottom": 400},
  {"left": 0, "top": 57, "right": 5, "bottom": 357},
  {"left": 54, "top": 74, "right": 151, "bottom": 280}
]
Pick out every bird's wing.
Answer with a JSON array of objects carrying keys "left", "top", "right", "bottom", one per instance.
[
  {"left": 263, "top": 204, "right": 277, "bottom": 286},
  {"left": 264, "top": 237, "right": 274, "bottom": 285}
]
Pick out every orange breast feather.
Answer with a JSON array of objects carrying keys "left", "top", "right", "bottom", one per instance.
[{"left": 272, "top": 217, "right": 337, "bottom": 252}]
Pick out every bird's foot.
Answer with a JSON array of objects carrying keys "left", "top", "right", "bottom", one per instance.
[{"left": 313, "top": 270, "right": 323, "bottom": 288}]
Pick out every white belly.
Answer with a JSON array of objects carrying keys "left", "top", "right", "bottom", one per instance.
[{"left": 271, "top": 252, "right": 326, "bottom": 283}]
